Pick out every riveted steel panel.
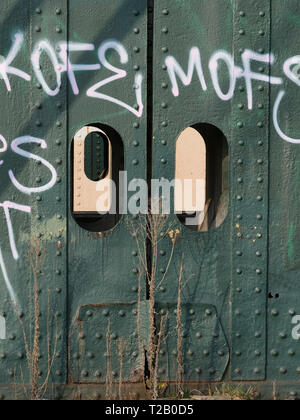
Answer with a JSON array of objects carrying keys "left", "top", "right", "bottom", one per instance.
[
  {"left": 0, "top": 0, "right": 68, "bottom": 385},
  {"left": 152, "top": 0, "right": 232, "bottom": 381},
  {"left": 267, "top": 0, "right": 300, "bottom": 382},
  {"left": 231, "top": 0, "right": 270, "bottom": 381},
  {"left": 156, "top": 304, "right": 229, "bottom": 382},
  {"left": 67, "top": 0, "right": 148, "bottom": 381},
  {"left": 69, "top": 302, "right": 149, "bottom": 384}
]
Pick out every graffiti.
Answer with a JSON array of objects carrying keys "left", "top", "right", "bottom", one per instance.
[
  {"left": 2, "top": 33, "right": 143, "bottom": 117},
  {"left": 292, "top": 315, "right": 300, "bottom": 340},
  {"left": 0, "top": 134, "right": 55, "bottom": 307},
  {"left": 165, "top": 47, "right": 300, "bottom": 143},
  {"left": 0, "top": 313, "right": 5, "bottom": 340}
]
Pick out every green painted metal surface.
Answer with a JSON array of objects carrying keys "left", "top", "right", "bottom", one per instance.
[{"left": 0, "top": 0, "right": 300, "bottom": 399}]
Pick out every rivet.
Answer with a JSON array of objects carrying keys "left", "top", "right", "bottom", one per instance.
[
  {"left": 102, "top": 310, "right": 109, "bottom": 316},
  {"left": 237, "top": 177, "right": 243, "bottom": 183},
  {"left": 256, "top": 251, "right": 262, "bottom": 257},
  {"left": 36, "top": 196, "right": 42, "bottom": 202},
  {"left": 234, "top": 368, "right": 241, "bottom": 375},
  {"left": 17, "top": 352, "right": 24, "bottom": 359},
  {"left": 162, "top": 64, "right": 167, "bottom": 70},
  {"left": 132, "top": 140, "right": 139, "bottom": 147},
  {"left": 258, "top": 85, "right": 264, "bottom": 91},
  {"left": 56, "top": 26, "right": 62, "bottom": 33},
  {"left": 133, "top": 10, "right": 139, "bottom": 16},
  {"left": 36, "top": 83, "right": 42, "bottom": 89},
  {"left": 271, "top": 309, "right": 279, "bottom": 317},
  {"left": 257, "top": 159, "right": 264, "bottom": 164},
  {"left": 258, "top": 141, "right": 264, "bottom": 147},
  {"left": 161, "top": 102, "right": 168, "bottom": 109},
  {"left": 218, "top": 351, "right": 225, "bottom": 357},
  {"left": 162, "top": 27, "right": 168, "bottom": 33},
  {"left": 239, "top": 29, "right": 245, "bottom": 35},
  {"left": 9, "top": 334, "right": 16, "bottom": 341},
  {"left": 258, "top": 103, "right": 264, "bottom": 109},
  {"left": 255, "top": 332, "right": 262, "bottom": 338},
  {"left": 96, "top": 333, "right": 102, "bottom": 339},
  {"left": 271, "top": 350, "right": 278, "bottom": 357},
  {"left": 0, "top": 353, "right": 6, "bottom": 359},
  {"left": 195, "top": 368, "right": 201, "bottom": 374},
  {"left": 87, "top": 352, "right": 94, "bottom": 359},
  {"left": 236, "top": 214, "right": 242, "bottom": 220},
  {"left": 189, "top": 309, "right": 195, "bottom": 315},
  {"left": 203, "top": 350, "right": 210, "bottom": 356},
  {"left": 257, "top": 215, "right": 262, "bottom": 220},
  {"left": 56, "top": 121, "right": 62, "bottom": 127},
  {"left": 236, "top": 287, "right": 242, "bottom": 293},
  {"left": 258, "top": 48, "right": 265, "bottom": 54},
  {"left": 236, "top": 250, "right": 243, "bottom": 256},
  {"left": 162, "top": 8, "right": 169, "bottom": 15},
  {"left": 289, "top": 309, "right": 296, "bottom": 316},
  {"left": 236, "top": 195, "right": 243, "bottom": 201},
  {"left": 257, "top": 177, "right": 263, "bottom": 183},
  {"left": 196, "top": 332, "right": 202, "bottom": 339},
  {"left": 238, "top": 103, "right": 244, "bottom": 109},
  {"left": 35, "top": 26, "right": 41, "bottom": 32},
  {"left": 162, "top": 47, "right": 168, "bottom": 53},
  {"left": 133, "top": 65, "right": 140, "bottom": 71},
  {"left": 36, "top": 8, "right": 42, "bottom": 14},
  {"left": 239, "top": 11, "right": 245, "bottom": 17},
  {"left": 132, "top": 286, "right": 138, "bottom": 292},
  {"left": 280, "top": 332, "right": 287, "bottom": 339},
  {"left": 56, "top": 8, "right": 62, "bottom": 15},
  {"left": 209, "top": 368, "right": 216, "bottom": 375},
  {"left": 254, "top": 368, "right": 261, "bottom": 374},
  {"left": 280, "top": 368, "right": 287, "bottom": 374},
  {"left": 133, "top": 28, "right": 140, "bottom": 34},
  {"left": 133, "top": 122, "right": 140, "bottom": 129},
  {"left": 133, "top": 47, "right": 140, "bottom": 53},
  {"left": 259, "top": 11, "right": 265, "bottom": 17},
  {"left": 237, "top": 122, "right": 244, "bottom": 128},
  {"left": 161, "top": 158, "right": 167, "bottom": 164},
  {"left": 132, "top": 159, "right": 139, "bottom": 166},
  {"left": 119, "top": 310, "right": 125, "bottom": 317},
  {"left": 238, "top": 140, "right": 244, "bottom": 146},
  {"left": 255, "top": 350, "right": 261, "bottom": 357},
  {"left": 86, "top": 310, "right": 93, "bottom": 317},
  {"left": 255, "top": 288, "right": 262, "bottom": 294},
  {"left": 259, "top": 67, "right": 265, "bottom": 73},
  {"left": 259, "top": 30, "right": 265, "bottom": 36},
  {"left": 235, "top": 310, "right": 241, "bottom": 316},
  {"left": 257, "top": 196, "right": 263, "bottom": 201},
  {"left": 288, "top": 349, "right": 295, "bottom": 356},
  {"left": 205, "top": 309, "right": 212, "bottom": 316},
  {"left": 235, "top": 351, "right": 241, "bottom": 356},
  {"left": 256, "top": 269, "right": 262, "bottom": 275},
  {"left": 81, "top": 370, "right": 88, "bottom": 378},
  {"left": 56, "top": 288, "right": 62, "bottom": 293},
  {"left": 162, "top": 121, "right": 168, "bottom": 127}
]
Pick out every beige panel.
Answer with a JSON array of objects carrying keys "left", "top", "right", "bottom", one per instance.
[
  {"left": 175, "top": 127, "right": 206, "bottom": 213},
  {"left": 73, "top": 126, "right": 112, "bottom": 213}
]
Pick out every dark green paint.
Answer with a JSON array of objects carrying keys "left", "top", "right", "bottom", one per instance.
[{"left": 0, "top": 0, "right": 300, "bottom": 399}]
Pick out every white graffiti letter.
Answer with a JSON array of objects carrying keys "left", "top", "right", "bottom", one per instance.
[
  {"left": 283, "top": 56, "right": 300, "bottom": 87},
  {"left": 209, "top": 51, "right": 238, "bottom": 101},
  {"left": 165, "top": 47, "right": 207, "bottom": 97},
  {"left": 87, "top": 40, "right": 143, "bottom": 117},
  {"left": 31, "top": 41, "right": 61, "bottom": 96},
  {"left": 0, "top": 201, "right": 31, "bottom": 260},
  {"left": 0, "top": 247, "right": 17, "bottom": 306},
  {"left": 241, "top": 49, "right": 283, "bottom": 110},
  {"left": 0, "top": 134, "right": 7, "bottom": 166},
  {"left": 292, "top": 315, "right": 300, "bottom": 340},
  {"left": 273, "top": 90, "right": 300, "bottom": 143},
  {"left": 9, "top": 136, "right": 57, "bottom": 194},
  {"left": 0, "top": 33, "right": 31, "bottom": 91},
  {"left": 58, "top": 42, "right": 101, "bottom": 95}
]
